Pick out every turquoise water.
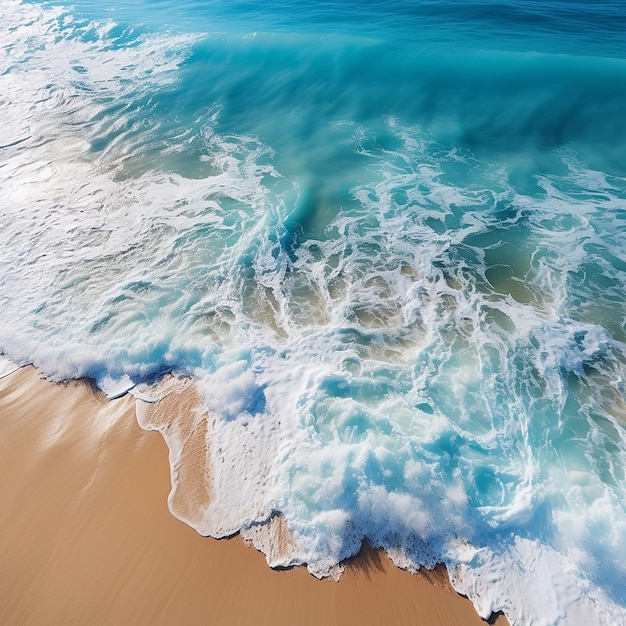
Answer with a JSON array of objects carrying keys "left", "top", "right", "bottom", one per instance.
[{"left": 1, "top": 0, "right": 626, "bottom": 623}]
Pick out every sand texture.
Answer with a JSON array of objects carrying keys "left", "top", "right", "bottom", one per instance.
[{"left": 0, "top": 366, "right": 508, "bottom": 625}]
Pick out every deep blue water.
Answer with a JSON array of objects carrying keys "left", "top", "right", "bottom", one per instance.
[{"left": 1, "top": 1, "right": 626, "bottom": 623}]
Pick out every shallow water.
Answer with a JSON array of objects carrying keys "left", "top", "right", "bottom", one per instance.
[{"left": 1, "top": 0, "right": 626, "bottom": 623}]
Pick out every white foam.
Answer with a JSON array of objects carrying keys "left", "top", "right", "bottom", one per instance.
[
  {"left": 449, "top": 537, "right": 602, "bottom": 626},
  {"left": 98, "top": 374, "right": 135, "bottom": 399},
  {"left": 0, "top": 0, "right": 290, "bottom": 385},
  {"left": 0, "top": 356, "right": 22, "bottom": 379}
]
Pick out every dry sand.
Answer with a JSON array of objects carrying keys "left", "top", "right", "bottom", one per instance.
[{"left": 0, "top": 366, "right": 509, "bottom": 625}]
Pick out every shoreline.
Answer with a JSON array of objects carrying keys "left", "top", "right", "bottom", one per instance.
[{"left": 0, "top": 365, "right": 508, "bottom": 625}]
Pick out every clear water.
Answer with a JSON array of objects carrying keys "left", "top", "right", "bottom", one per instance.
[{"left": 1, "top": 0, "right": 626, "bottom": 623}]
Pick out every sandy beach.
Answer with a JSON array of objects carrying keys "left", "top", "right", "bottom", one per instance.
[{"left": 0, "top": 365, "right": 508, "bottom": 625}]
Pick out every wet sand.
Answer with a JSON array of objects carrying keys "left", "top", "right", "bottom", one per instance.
[{"left": 0, "top": 366, "right": 508, "bottom": 625}]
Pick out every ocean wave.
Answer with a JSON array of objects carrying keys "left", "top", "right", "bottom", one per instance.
[{"left": 2, "top": 2, "right": 626, "bottom": 624}]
